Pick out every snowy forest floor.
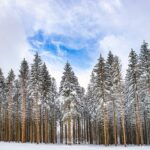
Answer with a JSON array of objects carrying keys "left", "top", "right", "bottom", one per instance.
[{"left": 0, "top": 142, "right": 150, "bottom": 150}]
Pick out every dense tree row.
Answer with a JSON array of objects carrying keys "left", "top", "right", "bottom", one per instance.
[
  {"left": 0, "top": 53, "right": 58, "bottom": 143},
  {"left": 0, "top": 41, "right": 149, "bottom": 145}
]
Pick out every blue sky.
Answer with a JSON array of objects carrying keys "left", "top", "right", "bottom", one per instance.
[
  {"left": 0, "top": 0, "right": 150, "bottom": 88},
  {"left": 28, "top": 30, "right": 93, "bottom": 69}
]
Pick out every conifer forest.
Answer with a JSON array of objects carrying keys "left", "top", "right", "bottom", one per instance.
[{"left": 0, "top": 41, "right": 150, "bottom": 146}]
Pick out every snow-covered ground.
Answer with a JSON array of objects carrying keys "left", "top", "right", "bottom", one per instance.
[{"left": 0, "top": 142, "right": 150, "bottom": 150}]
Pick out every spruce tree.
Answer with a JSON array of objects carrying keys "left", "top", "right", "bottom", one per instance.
[
  {"left": 40, "top": 63, "right": 51, "bottom": 143},
  {"left": 105, "top": 51, "right": 116, "bottom": 145},
  {"left": 59, "top": 62, "right": 82, "bottom": 144},
  {"left": 50, "top": 77, "right": 58, "bottom": 143},
  {"left": 125, "top": 49, "right": 143, "bottom": 145},
  {"left": 139, "top": 41, "right": 150, "bottom": 144},
  {"left": 30, "top": 53, "right": 42, "bottom": 144},
  {"left": 112, "top": 56, "right": 126, "bottom": 146},
  {"left": 93, "top": 54, "right": 109, "bottom": 145},
  {"left": 19, "top": 59, "right": 29, "bottom": 143},
  {"left": 6, "top": 69, "right": 15, "bottom": 142},
  {"left": 13, "top": 79, "right": 21, "bottom": 142}
]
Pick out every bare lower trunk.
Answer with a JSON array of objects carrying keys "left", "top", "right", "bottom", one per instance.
[
  {"left": 21, "top": 91, "right": 26, "bottom": 143},
  {"left": 68, "top": 115, "right": 71, "bottom": 145}
]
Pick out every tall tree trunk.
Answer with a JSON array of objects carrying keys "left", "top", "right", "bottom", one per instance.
[
  {"left": 44, "top": 109, "right": 48, "bottom": 143},
  {"left": 73, "top": 118, "right": 76, "bottom": 144},
  {"left": 135, "top": 85, "right": 144, "bottom": 145},
  {"left": 112, "top": 98, "right": 117, "bottom": 145},
  {"left": 35, "top": 100, "right": 40, "bottom": 144},
  {"left": 8, "top": 87, "right": 13, "bottom": 142},
  {"left": 120, "top": 96, "right": 126, "bottom": 146},
  {"left": 78, "top": 116, "right": 81, "bottom": 144},
  {"left": 40, "top": 107, "right": 43, "bottom": 143},
  {"left": 103, "top": 106, "right": 108, "bottom": 145},
  {"left": 21, "top": 90, "right": 26, "bottom": 143},
  {"left": 68, "top": 115, "right": 71, "bottom": 145}
]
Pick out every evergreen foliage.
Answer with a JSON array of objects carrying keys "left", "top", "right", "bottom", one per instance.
[{"left": 0, "top": 41, "right": 150, "bottom": 145}]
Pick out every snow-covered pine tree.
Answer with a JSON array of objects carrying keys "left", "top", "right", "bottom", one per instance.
[
  {"left": 6, "top": 69, "right": 15, "bottom": 142},
  {"left": 125, "top": 66, "right": 135, "bottom": 144},
  {"left": 86, "top": 71, "right": 98, "bottom": 144},
  {"left": 19, "top": 59, "right": 29, "bottom": 143},
  {"left": 70, "top": 73, "right": 85, "bottom": 144},
  {"left": 13, "top": 79, "right": 21, "bottom": 142},
  {"left": 112, "top": 56, "right": 126, "bottom": 146},
  {"left": 50, "top": 77, "right": 58, "bottom": 144},
  {"left": 40, "top": 63, "right": 51, "bottom": 143},
  {"left": 105, "top": 51, "right": 117, "bottom": 145},
  {"left": 125, "top": 49, "right": 143, "bottom": 145},
  {"left": 139, "top": 41, "right": 150, "bottom": 144},
  {"left": 104, "top": 52, "right": 126, "bottom": 145},
  {"left": 59, "top": 62, "right": 73, "bottom": 144},
  {"left": 30, "top": 53, "right": 42, "bottom": 144},
  {"left": 93, "top": 54, "right": 109, "bottom": 145},
  {"left": 59, "top": 62, "right": 82, "bottom": 145},
  {"left": 59, "top": 62, "right": 74, "bottom": 96}
]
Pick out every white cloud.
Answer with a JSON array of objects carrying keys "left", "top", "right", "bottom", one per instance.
[
  {"left": 13, "top": 0, "right": 123, "bottom": 38},
  {"left": 0, "top": 0, "right": 150, "bottom": 89},
  {"left": 75, "top": 68, "right": 91, "bottom": 89},
  {"left": 99, "top": 0, "right": 122, "bottom": 14},
  {"left": 0, "top": 1, "right": 33, "bottom": 77}
]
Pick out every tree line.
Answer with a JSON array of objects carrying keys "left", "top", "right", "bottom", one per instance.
[{"left": 0, "top": 41, "right": 149, "bottom": 145}]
